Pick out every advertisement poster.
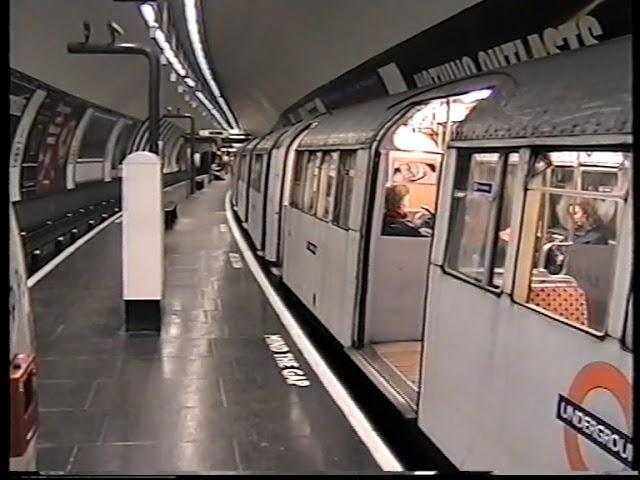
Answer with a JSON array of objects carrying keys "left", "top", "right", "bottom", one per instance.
[{"left": 22, "top": 89, "right": 86, "bottom": 198}]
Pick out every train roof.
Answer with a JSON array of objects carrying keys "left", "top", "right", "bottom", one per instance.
[
  {"left": 453, "top": 35, "right": 631, "bottom": 142},
  {"left": 237, "top": 136, "right": 261, "bottom": 154},
  {"left": 274, "top": 118, "right": 321, "bottom": 150},
  {"left": 254, "top": 126, "right": 289, "bottom": 153},
  {"left": 298, "top": 35, "right": 631, "bottom": 150},
  {"left": 297, "top": 93, "right": 413, "bottom": 150}
]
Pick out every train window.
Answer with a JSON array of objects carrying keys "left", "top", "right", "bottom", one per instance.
[
  {"left": 382, "top": 151, "right": 440, "bottom": 237},
  {"left": 240, "top": 154, "right": 250, "bottom": 184},
  {"left": 316, "top": 151, "right": 339, "bottom": 221},
  {"left": 492, "top": 153, "right": 521, "bottom": 286},
  {"left": 445, "top": 151, "right": 519, "bottom": 288},
  {"left": 514, "top": 150, "right": 630, "bottom": 334},
  {"left": 581, "top": 169, "right": 617, "bottom": 193},
  {"left": 303, "top": 152, "right": 322, "bottom": 214},
  {"left": 251, "top": 154, "right": 264, "bottom": 192},
  {"left": 233, "top": 153, "right": 243, "bottom": 186},
  {"left": 550, "top": 166, "right": 575, "bottom": 189},
  {"left": 290, "top": 151, "right": 307, "bottom": 209},
  {"left": 332, "top": 150, "right": 356, "bottom": 229}
]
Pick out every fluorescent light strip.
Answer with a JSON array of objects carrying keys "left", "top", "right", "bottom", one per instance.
[
  {"left": 194, "top": 91, "right": 227, "bottom": 127},
  {"left": 138, "top": 2, "right": 221, "bottom": 127},
  {"left": 184, "top": 0, "right": 238, "bottom": 130},
  {"left": 140, "top": 3, "right": 158, "bottom": 27},
  {"left": 153, "top": 29, "right": 187, "bottom": 77}
]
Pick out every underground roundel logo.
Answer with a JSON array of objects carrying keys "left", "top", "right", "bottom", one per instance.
[{"left": 557, "top": 362, "right": 633, "bottom": 470}]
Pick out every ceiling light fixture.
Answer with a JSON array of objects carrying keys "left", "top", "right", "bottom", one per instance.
[
  {"left": 194, "top": 90, "right": 228, "bottom": 127},
  {"left": 184, "top": 0, "right": 237, "bottom": 130},
  {"left": 139, "top": 3, "right": 158, "bottom": 28}
]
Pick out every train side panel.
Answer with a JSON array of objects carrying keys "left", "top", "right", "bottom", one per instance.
[
  {"left": 418, "top": 271, "right": 633, "bottom": 473},
  {"left": 281, "top": 214, "right": 360, "bottom": 346},
  {"left": 247, "top": 155, "right": 266, "bottom": 250},
  {"left": 264, "top": 126, "right": 310, "bottom": 264}
]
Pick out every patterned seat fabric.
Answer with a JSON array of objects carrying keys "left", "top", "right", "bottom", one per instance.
[{"left": 528, "top": 285, "right": 589, "bottom": 326}]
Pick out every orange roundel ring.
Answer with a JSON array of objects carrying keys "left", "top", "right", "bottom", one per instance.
[{"left": 563, "top": 362, "right": 632, "bottom": 471}]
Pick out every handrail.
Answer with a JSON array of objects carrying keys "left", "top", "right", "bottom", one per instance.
[{"left": 537, "top": 241, "right": 573, "bottom": 270}]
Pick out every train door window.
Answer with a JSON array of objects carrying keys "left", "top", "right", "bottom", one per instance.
[
  {"left": 317, "top": 151, "right": 339, "bottom": 221},
  {"left": 445, "top": 151, "right": 520, "bottom": 288},
  {"left": 290, "top": 151, "right": 307, "bottom": 209},
  {"left": 303, "top": 152, "right": 322, "bottom": 214},
  {"left": 513, "top": 150, "right": 630, "bottom": 334},
  {"left": 381, "top": 151, "right": 440, "bottom": 237},
  {"left": 240, "top": 154, "right": 250, "bottom": 184},
  {"left": 581, "top": 169, "right": 618, "bottom": 193},
  {"left": 251, "top": 154, "right": 264, "bottom": 192},
  {"left": 332, "top": 150, "right": 356, "bottom": 229},
  {"left": 550, "top": 166, "right": 576, "bottom": 189},
  {"left": 234, "top": 153, "right": 243, "bottom": 186}
]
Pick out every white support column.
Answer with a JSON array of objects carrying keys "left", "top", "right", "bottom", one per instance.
[{"left": 122, "top": 151, "right": 164, "bottom": 332}]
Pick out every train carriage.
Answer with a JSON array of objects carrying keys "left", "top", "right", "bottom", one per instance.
[
  {"left": 233, "top": 136, "right": 260, "bottom": 224},
  {"left": 230, "top": 34, "right": 633, "bottom": 473},
  {"left": 264, "top": 120, "right": 318, "bottom": 265},
  {"left": 246, "top": 127, "right": 288, "bottom": 253},
  {"left": 419, "top": 35, "right": 632, "bottom": 472}
]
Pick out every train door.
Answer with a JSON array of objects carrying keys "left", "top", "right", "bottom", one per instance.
[
  {"left": 269, "top": 122, "right": 316, "bottom": 265},
  {"left": 357, "top": 90, "right": 493, "bottom": 408},
  {"left": 232, "top": 150, "right": 242, "bottom": 207},
  {"left": 418, "top": 147, "right": 633, "bottom": 472},
  {"left": 238, "top": 138, "right": 259, "bottom": 222},
  {"left": 247, "top": 152, "right": 265, "bottom": 250}
]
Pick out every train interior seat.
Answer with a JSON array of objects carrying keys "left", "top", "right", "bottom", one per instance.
[{"left": 527, "top": 273, "right": 589, "bottom": 327}]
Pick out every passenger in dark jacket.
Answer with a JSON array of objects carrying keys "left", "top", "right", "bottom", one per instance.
[
  {"left": 568, "top": 199, "right": 608, "bottom": 245},
  {"left": 382, "top": 184, "right": 426, "bottom": 237}
]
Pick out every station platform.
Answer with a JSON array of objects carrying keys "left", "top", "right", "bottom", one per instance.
[{"left": 30, "top": 181, "right": 381, "bottom": 474}]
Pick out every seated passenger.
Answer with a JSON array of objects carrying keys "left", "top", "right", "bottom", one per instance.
[
  {"left": 382, "top": 185, "right": 431, "bottom": 236},
  {"left": 567, "top": 199, "right": 608, "bottom": 245}
]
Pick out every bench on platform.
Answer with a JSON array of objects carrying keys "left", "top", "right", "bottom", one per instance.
[{"left": 164, "top": 201, "right": 178, "bottom": 230}]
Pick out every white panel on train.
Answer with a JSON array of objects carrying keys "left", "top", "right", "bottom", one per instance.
[
  {"left": 264, "top": 121, "right": 316, "bottom": 264},
  {"left": 237, "top": 137, "right": 260, "bottom": 224},
  {"left": 247, "top": 128, "right": 288, "bottom": 253},
  {"left": 418, "top": 35, "right": 632, "bottom": 473}
]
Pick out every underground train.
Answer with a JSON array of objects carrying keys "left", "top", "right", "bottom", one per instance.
[{"left": 231, "top": 35, "right": 633, "bottom": 473}]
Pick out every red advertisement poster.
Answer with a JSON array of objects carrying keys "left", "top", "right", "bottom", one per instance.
[{"left": 31, "top": 95, "right": 86, "bottom": 196}]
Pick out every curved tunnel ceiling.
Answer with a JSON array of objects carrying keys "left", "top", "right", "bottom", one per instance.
[
  {"left": 10, "top": 0, "right": 481, "bottom": 135},
  {"left": 198, "top": 0, "right": 481, "bottom": 134},
  {"left": 10, "top": 0, "right": 218, "bottom": 132}
]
